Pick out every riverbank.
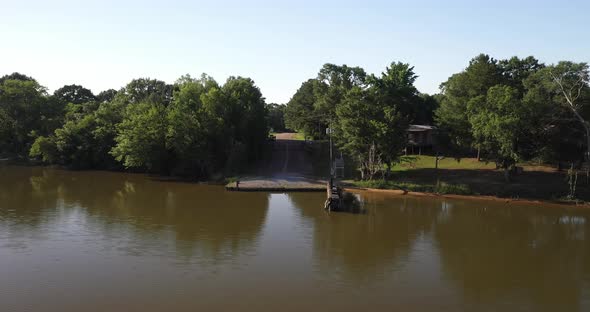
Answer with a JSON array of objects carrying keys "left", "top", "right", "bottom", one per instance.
[
  {"left": 344, "top": 185, "right": 590, "bottom": 208},
  {"left": 344, "top": 168, "right": 590, "bottom": 207},
  {"left": 225, "top": 176, "right": 326, "bottom": 192}
]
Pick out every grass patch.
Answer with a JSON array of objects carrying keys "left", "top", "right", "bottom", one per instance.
[
  {"left": 270, "top": 132, "right": 306, "bottom": 141},
  {"left": 392, "top": 155, "right": 495, "bottom": 171},
  {"left": 347, "top": 157, "right": 583, "bottom": 201},
  {"left": 225, "top": 176, "right": 240, "bottom": 184},
  {"left": 351, "top": 179, "right": 471, "bottom": 195},
  {"left": 293, "top": 132, "right": 305, "bottom": 140},
  {"left": 434, "top": 181, "right": 472, "bottom": 195}
]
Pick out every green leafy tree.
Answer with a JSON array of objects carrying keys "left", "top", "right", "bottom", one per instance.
[
  {"left": 334, "top": 63, "right": 415, "bottom": 179},
  {"left": 221, "top": 76, "right": 268, "bottom": 162},
  {"left": 284, "top": 64, "right": 367, "bottom": 140},
  {"left": 97, "top": 89, "right": 118, "bottom": 103},
  {"left": 53, "top": 84, "right": 96, "bottom": 105},
  {"left": 266, "top": 103, "right": 286, "bottom": 132},
  {"left": 368, "top": 62, "right": 416, "bottom": 174},
  {"left": 38, "top": 95, "right": 67, "bottom": 137},
  {"left": 468, "top": 85, "right": 528, "bottom": 180},
  {"left": 53, "top": 115, "right": 100, "bottom": 168},
  {"left": 0, "top": 108, "right": 15, "bottom": 153},
  {"left": 284, "top": 79, "right": 324, "bottom": 138},
  {"left": 548, "top": 62, "right": 590, "bottom": 161},
  {"left": 521, "top": 63, "right": 590, "bottom": 163},
  {"left": 91, "top": 98, "right": 126, "bottom": 168},
  {"left": 0, "top": 77, "right": 47, "bottom": 155},
  {"left": 316, "top": 64, "right": 367, "bottom": 132},
  {"left": 336, "top": 87, "right": 381, "bottom": 180},
  {"left": 29, "top": 135, "right": 58, "bottom": 163},
  {"left": 415, "top": 93, "right": 440, "bottom": 125},
  {"left": 370, "top": 62, "right": 419, "bottom": 117},
  {"left": 108, "top": 79, "right": 177, "bottom": 172},
  {"left": 499, "top": 56, "right": 544, "bottom": 92},
  {"left": 436, "top": 54, "right": 504, "bottom": 153},
  {"left": 0, "top": 72, "right": 36, "bottom": 84},
  {"left": 30, "top": 97, "right": 126, "bottom": 168},
  {"left": 166, "top": 74, "right": 220, "bottom": 176},
  {"left": 111, "top": 100, "right": 169, "bottom": 172},
  {"left": 122, "top": 78, "right": 174, "bottom": 105}
]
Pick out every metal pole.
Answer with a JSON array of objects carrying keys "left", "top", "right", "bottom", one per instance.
[{"left": 329, "top": 122, "right": 333, "bottom": 177}]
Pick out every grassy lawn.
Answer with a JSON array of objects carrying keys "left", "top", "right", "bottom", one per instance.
[
  {"left": 292, "top": 132, "right": 305, "bottom": 140},
  {"left": 270, "top": 132, "right": 306, "bottom": 141},
  {"left": 347, "top": 155, "right": 588, "bottom": 202},
  {"left": 351, "top": 179, "right": 472, "bottom": 195},
  {"left": 392, "top": 155, "right": 496, "bottom": 171}
]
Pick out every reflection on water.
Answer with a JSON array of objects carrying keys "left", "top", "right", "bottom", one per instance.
[
  {"left": 434, "top": 203, "right": 590, "bottom": 311},
  {"left": 1, "top": 165, "right": 590, "bottom": 311},
  {"left": 288, "top": 192, "right": 438, "bottom": 284},
  {"left": 0, "top": 166, "right": 269, "bottom": 264}
]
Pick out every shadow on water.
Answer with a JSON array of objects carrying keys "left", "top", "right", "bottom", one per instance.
[
  {"left": 330, "top": 191, "right": 367, "bottom": 214},
  {"left": 0, "top": 165, "right": 269, "bottom": 264},
  {"left": 3, "top": 164, "right": 590, "bottom": 310},
  {"left": 287, "top": 192, "right": 438, "bottom": 283},
  {"left": 287, "top": 190, "right": 590, "bottom": 309},
  {"left": 432, "top": 200, "right": 590, "bottom": 311}
]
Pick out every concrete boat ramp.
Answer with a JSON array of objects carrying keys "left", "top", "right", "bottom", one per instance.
[
  {"left": 226, "top": 133, "right": 327, "bottom": 192},
  {"left": 226, "top": 176, "right": 326, "bottom": 192}
]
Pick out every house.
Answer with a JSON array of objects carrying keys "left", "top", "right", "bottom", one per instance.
[{"left": 406, "top": 125, "right": 435, "bottom": 154}]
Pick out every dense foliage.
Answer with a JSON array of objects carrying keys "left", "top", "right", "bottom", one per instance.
[
  {"left": 2, "top": 53, "right": 589, "bottom": 181},
  {"left": 284, "top": 56, "right": 590, "bottom": 180},
  {"left": 0, "top": 72, "right": 269, "bottom": 178},
  {"left": 285, "top": 62, "right": 434, "bottom": 179},
  {"left": 436, "top": 54, "right": 590, "bottom": 176}
]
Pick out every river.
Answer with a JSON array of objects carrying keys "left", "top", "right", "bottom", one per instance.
[{"left": 1, "top": 165, "right": 590, "bottom": 311}]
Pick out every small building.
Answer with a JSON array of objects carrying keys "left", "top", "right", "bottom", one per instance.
[{"left": 406, "top": 125, "right": 435, "bottom": 154}]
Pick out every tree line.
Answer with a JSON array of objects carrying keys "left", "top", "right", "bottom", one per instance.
[
  {"left": 284, "top": 63, "right": 438, "bottom": 179},
  {"left": 284, "top": 55, "right": 590, "bottom": 180},
  {"left": 2, "top": 54, "right": 589, "bottom": 181},
  {"left": 436, "top": 55, "right": 590, "bottom": 176},
  {"left": 0, "top": 73, "right": 269, "bottom": 178}
]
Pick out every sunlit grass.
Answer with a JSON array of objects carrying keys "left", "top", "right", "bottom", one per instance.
[
  {"left": 352, "top": 179, "right": 472, "bottom": 195},
  {"left": 270, "top": 132, "right": 306, "bottom": 140},
  {"left": 392, "top": 155, "right": 496, "bottom": 171},
  {"left": 292, "top": 132, "right": 305, "bottom": 140}
]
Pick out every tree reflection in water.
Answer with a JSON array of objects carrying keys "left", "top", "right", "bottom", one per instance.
[
  {"left": 433, "top": 200, "right": 590, "bottom": 311},
  {"left": 0, "top": 165, "right": 269, "bottom": 265},
  {"left": 2, "top": 165, "right": 590, "bottom": 311},
  {"left": 287, "top": 192, "right": 439, "bottom": 284}
]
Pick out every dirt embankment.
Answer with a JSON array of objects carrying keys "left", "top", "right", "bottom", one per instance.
[{"left": 345, "top": 186, "right": 590, "bottom": 209}]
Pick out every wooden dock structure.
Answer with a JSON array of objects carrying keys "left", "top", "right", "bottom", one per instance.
[{"left": 324, "top": 178, "right": 342, "bottom": 211}]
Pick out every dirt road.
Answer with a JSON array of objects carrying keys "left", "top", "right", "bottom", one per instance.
[
  {"left": 228, "top": 134, "right": 323, "bottom": 191},
  {"left": 263, "top": 134, "right": 312, "bottom": 177}
]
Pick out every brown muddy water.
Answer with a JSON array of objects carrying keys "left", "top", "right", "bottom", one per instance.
[{"left": 1, "top": 165, "right": 590, "bottom": 311}]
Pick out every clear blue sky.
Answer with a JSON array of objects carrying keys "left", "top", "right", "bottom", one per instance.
[{"left": 1, "top": 0, "right": 588, "bottom": 103}]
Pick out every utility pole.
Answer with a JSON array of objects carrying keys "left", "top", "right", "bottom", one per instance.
[{"left": 327, "top": 124, "right": 333, "bottom": 177}]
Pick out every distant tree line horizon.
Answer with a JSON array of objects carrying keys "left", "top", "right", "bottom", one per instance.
[
  {"left": 0, "top": 73, "right": 268, "bottom": 177},
  {"left": 284, "top": 54, "right": 589, "bottom": 180},
  {"left": 1, "top": 53, "right": 589, "bottom": 180}
]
